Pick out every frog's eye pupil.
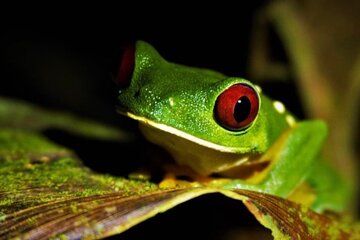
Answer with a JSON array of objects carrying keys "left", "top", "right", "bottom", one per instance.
[
  {"left": 115, "top": 44, "right": 135, "bottom": 88},
  {"left": 215, "top": 83, "right": 259, "bottom": 131},
  {"left": 234, "top": 96, "right": 251, "bottom": 122}
]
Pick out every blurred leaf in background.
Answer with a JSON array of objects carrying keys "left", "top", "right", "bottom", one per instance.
[{"left": 248, "top": 0, "right": 360, "bottom": 212}]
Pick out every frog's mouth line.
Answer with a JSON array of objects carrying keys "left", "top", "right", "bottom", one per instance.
[
  {"left": 117, "top": 109, "right": 244, "bottom": 154},
  {"left": 117, "top": 109, "right": 267, "bottom": 177}
]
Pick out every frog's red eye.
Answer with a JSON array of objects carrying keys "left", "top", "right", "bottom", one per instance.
[
  {"left": 214, "top": 83, "right": 259, "bottom": 131},
  {"left": 115, "top": 44, "right": 135, "bottom": 88}
]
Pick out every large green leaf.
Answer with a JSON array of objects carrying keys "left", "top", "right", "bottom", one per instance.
[{"left": 0, "top": 97, "right": 359, "bottom": 239}]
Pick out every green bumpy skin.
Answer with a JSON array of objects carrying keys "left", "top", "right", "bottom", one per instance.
[{"left": 117, "top": 41, "right": 353, "bottom": 213}]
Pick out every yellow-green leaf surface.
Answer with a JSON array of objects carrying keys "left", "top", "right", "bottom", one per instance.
[{"left": 1, "top": 98, "right": 359, "bottom": 239}]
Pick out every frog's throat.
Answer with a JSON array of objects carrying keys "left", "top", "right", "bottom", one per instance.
[
  {"left": 119, "top": 111, "right": 264, "bottom": 176},
  {"left": 122, "top": 111, "right": 241, "bottom": 153}
]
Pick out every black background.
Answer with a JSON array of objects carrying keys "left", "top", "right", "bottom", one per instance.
[
  {"left": 1, "top": 1, "right": 300, "bottom": 126},
  {"left": 0, "top": 2, "right": 309, "bottom": 239}
]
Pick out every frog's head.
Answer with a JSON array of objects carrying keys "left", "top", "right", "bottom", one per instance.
[{"left": 116, "top": 41, "right": 289, "bottom": 176}]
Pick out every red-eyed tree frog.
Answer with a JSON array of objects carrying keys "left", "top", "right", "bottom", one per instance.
[{"left": 115, "top": 41, "right": 353, "bottom": 213}]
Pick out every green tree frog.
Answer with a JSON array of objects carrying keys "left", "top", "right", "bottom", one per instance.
[{"left": 115, "top": 41, "right": 352, "bottom": 213}]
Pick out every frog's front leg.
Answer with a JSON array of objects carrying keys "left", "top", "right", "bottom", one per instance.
[{"left": 221, "top": 120, "right": 328, "bottom": 203}]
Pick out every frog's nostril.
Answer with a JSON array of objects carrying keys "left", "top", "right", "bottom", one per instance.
[
  {"left": 115, "top": 43, "right": 135, "bottom": 88},
  {"left": 134, "top": 89, "right": 140, "bottom": 98}
]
